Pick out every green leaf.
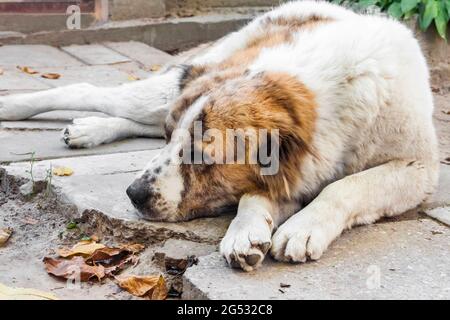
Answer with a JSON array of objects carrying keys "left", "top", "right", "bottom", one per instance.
[
  {"left": 388, "top": 2, "right": 403, "bottom": 19},
  {"left": 435, "top": 1, "right": 449, "bottom": 40},
  {"left": 420, "top": 0, "right": 439, "bottom": 31},
  {"left": 446, "top": 0, "right": 450, "bottom": 17},
  {"left": 66, "top": 221, "right": 78, "bottom": 230},
  {"left": 401, "top": 0, "right": 419, "bottom": 13},
  {"left": 359, "top": 0, "right": 379, "bottom": 8}
]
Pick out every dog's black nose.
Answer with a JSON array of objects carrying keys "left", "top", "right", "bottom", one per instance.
[{"left": 126, "top": 182, "right": 148, "bottom": 207}]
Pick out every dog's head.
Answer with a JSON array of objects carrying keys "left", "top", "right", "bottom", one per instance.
[{"left": 126, "top": 70, "right": 316, "bottom": 222}]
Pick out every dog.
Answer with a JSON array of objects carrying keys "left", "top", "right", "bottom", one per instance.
[{"left": 0, "top": 1, "right": 439, "bottom": 272}]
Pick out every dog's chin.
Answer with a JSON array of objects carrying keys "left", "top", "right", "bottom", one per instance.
[{"left": 132, "top": 204, "right": 238, "bottom": 222}]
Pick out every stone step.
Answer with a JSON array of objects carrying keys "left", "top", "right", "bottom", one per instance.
[
  {"left": 2, "top": 150, "right": 232, "bottom": 244},
  {"left": 183, "top": 218, "right": 450, "bottom": 300}
]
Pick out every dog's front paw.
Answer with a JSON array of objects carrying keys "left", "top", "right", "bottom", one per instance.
[
  {"left": 62, "top": 117, "right": 109, "bottom": 149},
  {"left": 271, "top": 209, "right": 341, "bottom": 263},
  {"left": 220, "top": 219, "right": 272, "bottom": 272}
]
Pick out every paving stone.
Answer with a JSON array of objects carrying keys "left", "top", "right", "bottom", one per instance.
[
  {"left": 0, "top": 120, "right": 68, "bottom": 130},
  {"left": 0, "top": 45, "right": 84, "bottom": 67},
  {"left": 427, "top": 164, "right": 450, "bottom": 208},
  {"left": 61, "top": 44, "right": 131, "bottom": 65},
  {"left": 183, "top": 219, "right": 450, "bottom": 300},
  {"left": 3, "top": 150, "right": 232, "bottom": 244},
  {"left": 426, "top": 207, "right": 450, "bottom": 226},
  {"left": 104, "top": 41, "right": 174, "bottom": 67},
  {"left": 0, "top": 130, "right": 165, "bottom": 162},
  {"left": 0, "top": 67, "right": 51, "bottom": 91},
  {"left": 35, "top": 65, "right": 144, "bottom": 87}
]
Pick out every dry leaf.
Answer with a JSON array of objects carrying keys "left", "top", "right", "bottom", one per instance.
[
  {"left": 41, "top": 73, "right": 61, "bottom": 80},
  {"left": 119, "top": 243, "right": 145, "bottom": 254},
  {"left": 20, "top": 217, "right": 38, "bottom": 225},
  {"left": 128, "top": 74, "right": 140, "bottom": 81},
  {"left": 53, "top": 166, "right": 74, "bottom": 176},
  {"left": 117, "top": 275, "right": 167, "bottom": 300},
  {"left": 149, "top": 65, "right": 161, "bottom": 72},
  {"left": 44, "top": 256, "right": 105, "bottom": 282},
  {"left": 0, "top": 68, "right": 3, "bottom": 75},
  {"left": 87, "top": 244, "right": 144, "bottom": 275},
  {"left": 17, "top": 66, "right": 39, "bottom": 74},
  {"left": 0, "top": 283, "right": 58, "bottom": 300},
  {"left": 58, "top": 240, "right": 105, "bottom": 258},
  {"left": 0, "top": 228, "right": 13, "bottom": 247}
]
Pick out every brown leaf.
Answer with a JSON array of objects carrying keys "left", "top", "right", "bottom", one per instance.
[
  {"left": 17, "top": 66, "right": 39, "bottom": 74},
  {"left": 116, "top": 275, "right": 167, "bottom": 300},
  {"left": 0, "top": 68, "right": 3, "bottom": 75},
  {"left": 0, "top": 227, "right": 13, "bottom": 247},
  {"left": 44, "top": 256, "right": 105, "bottom": 282},
  {"left": 41, "top": 73, "right": 61, "bottom": 80},
  {"left": 149, "top": 65, "right": 161, "bottom": 72},
  {"left": 119, "top": 243, "right": 145, "bottom": 254},
  {"left": 20, "top": 216, "right": 39, "bottom": 225},
  {"left": 58, "top": 240, "right": 105, "bottom": 258}
]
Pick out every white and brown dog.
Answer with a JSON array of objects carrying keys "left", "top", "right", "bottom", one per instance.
[{"left": 0, "top": 1, "right": 439, "bottom": 271}]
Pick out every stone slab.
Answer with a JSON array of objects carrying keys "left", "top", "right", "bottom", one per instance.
[
  {"left": 104, "top": 41, "right": 175, "bottom": 67},
  {"left": 61, "top": 44, "right": 131, "bottom": 65},
  {"left": 0, "top": 120, "right": 68, "bottom": 130},
  {"left": 427, "top": 164, "right": 450, "bottom": 208},
  {"left": 0, "top": 67, "right": 51, "bottom": 91},
  {"left": 183, "top": 219, "right": 450, "bottom": 300},
  {"left": 426, "top": 207, "right": 450, "bottom": 226},
  {"left": 3, "top": 150, "right": 233, "bottom": 244},
  {"left": 0, "top": 45, "right": 84, "bottom": 67},
  {"left": 0, "top": 129, "right": 165, "bottom": 163}
]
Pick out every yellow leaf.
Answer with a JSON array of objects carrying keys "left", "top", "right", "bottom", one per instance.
[
  {"left": 0, "top": 283, "right": 58, "bottom": 300},
  {"left": 41, "top": 73, "right": 61, "bottom": 80},
  {"left": 0, "top": 228, "right": 12, "bottom": 247},
  {"left": 128, "top": 74, "right": 140, "bottom": 81},
  {"left": 149, "top": 65, "right": 161, "bottom": 72},
  {"left": 117, "top": 275, "right": 167, "bottom": 300},
  {"left": 58, "top": 240, "right": 105, "bottom": 258},
  {"left": 53, "top": 166, "right": 74, "bottom": 176},
  {"left": 17, "top": 66, "right": 39, "bottom": 75}
]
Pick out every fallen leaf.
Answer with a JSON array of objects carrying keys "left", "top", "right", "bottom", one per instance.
[
  {"left": 44, "top": 256, "right": 105, "bottom": 282},
  {"left": 149, "top": 65, "right": 161, "bottom": 72},
  {"left": 53, "top": 166, "right": 74, "bottom": 176},
  {"left": 116, "top": 275, "right": 167, "bottom": 300},
  {"left": 41, "top": 73, "right": 61, "bottom": 80},
  {"left": 58, "top": 240, "right": 105, "bottom": 258},
  {"left": 0, "top": 228, "right": 13, "bottom": 247},
  {"left": 128, "top": 74, "right": 140, "bottom": 81},
  {"left": 66, "top": 221, "right": 77, "bottom": 230},
  {"left": 17, "top": 66, "right": 39, "bottom": 74},
  {"left": 119, "top": 243, "right": 145, "bottom": 254},
  {"left": 0, "top": 68, "right": 3, "bottom": 75},
  {"left": 87, "top": 244, "right": 143, "bottom": 275},
  {"left": 0, "top": 283, "right": 58, "bottom": 300}
]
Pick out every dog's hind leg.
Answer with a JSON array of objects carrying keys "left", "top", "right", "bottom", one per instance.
[
  {"left": 0, "top": 66, "right": 185, "bottom": 123},
  {"left": 62, "top": 117, "right": 164, "bottom": 149}
]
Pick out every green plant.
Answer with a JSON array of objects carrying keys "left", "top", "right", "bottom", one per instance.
[{"left": 331, "top": 0, "right": 450, "bottom": 39}]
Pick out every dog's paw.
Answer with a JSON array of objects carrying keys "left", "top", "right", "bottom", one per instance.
[
  {"left": 62, "top": 117, "right": 110, "bottom": 149},
  {"left": 220, "top": 218, "right": 272, "bottom": 272},
  {"left": 271, "top": 209, "right": 340, "bottom": 263},
  {"left": 0, "top": 95, "right": 34, "bottom": 120}
]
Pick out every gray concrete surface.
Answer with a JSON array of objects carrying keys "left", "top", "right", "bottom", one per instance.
[{"left": 183, "top": 219, "right": 450, "bottom": 300}]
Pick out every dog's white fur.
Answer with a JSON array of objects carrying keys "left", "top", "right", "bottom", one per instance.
[{"left": 0, "top": 1, "right": 439, "bottom": 271}]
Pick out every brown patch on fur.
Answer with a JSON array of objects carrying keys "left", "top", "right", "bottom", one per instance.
[
  {"left": 174, "top": 72, "right": 317, "bottom": 217},
  {"left": 263, "top": 15, "right": 332, "bottom": 30}
]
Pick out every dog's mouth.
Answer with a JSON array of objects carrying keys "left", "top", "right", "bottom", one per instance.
[{"left": 132, "top": 203, "right": 238, "bottom": 222}]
